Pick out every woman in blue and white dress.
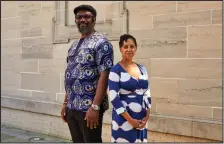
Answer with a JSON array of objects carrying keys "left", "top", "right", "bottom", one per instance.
[{"left": 108, "top": 34, "right": 152, "bottom": 143}]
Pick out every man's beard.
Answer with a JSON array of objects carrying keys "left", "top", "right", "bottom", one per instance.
[{"left": 78, "top": 24, "right": 90, "bottom": 35}]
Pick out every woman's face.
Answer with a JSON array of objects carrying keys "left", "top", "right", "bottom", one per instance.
[{"left": 120, "top": 38, "right": 137, "bottom": 60}]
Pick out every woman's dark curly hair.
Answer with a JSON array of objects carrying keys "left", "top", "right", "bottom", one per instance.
[{"left": 119, "top": 34, "right": 137, "bottom": 48}]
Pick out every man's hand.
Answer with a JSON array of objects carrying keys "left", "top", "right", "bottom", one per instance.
[
  {"left": 85, "top": 107, "right": 99, "bottom": 129},
  {"left": 61, "top": 105, "right": 67, "bottom": 123}
]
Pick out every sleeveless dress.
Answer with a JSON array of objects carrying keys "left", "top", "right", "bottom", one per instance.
[{"left": 108, "top": 63, "right": 151, "bottom": 143}]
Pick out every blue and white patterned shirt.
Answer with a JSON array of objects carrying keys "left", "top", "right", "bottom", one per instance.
[{"left": 64, "top": 32, "right": 114, "bottom": 112}]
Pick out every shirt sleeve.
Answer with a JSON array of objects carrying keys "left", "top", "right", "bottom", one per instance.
[
  {"left": 143, "top": 67, "right": 151, "bottom": 109},
  {"left": 95, "top": 41, "right": 114, "bottom": 73},
  {"left": 108, "top": 66, "right": 126, "bottom": 115}
]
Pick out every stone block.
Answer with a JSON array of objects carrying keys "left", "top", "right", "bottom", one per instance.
[
  {"left": 53, "top": 42, "right": 71, "bottom": 60},
  {"left": 154, "top": 11, "right": 211, "bottom": 28},
  {"left": 67, "top": 1, "right": 113, "bottom": 7},
  {"left": 1, "top": 30, "right": 20, "bottom": 40},
  {"left": 177, "top": 1, "right": 222, "bottom": 12},
  {"left": 41, "top": 1, "right": 55, "bottom": 10},
  {"left": 134, "top": 39, "right": 186, "bottom": 58},
  {"left": 126, "top": 1, "right": 176, "bottom": 16},
  {"left": 148, "top": 115, "right": 192, "bottom": 137},
  {"left": 111, "top": 18, "right": 125, "bottom": 34},
  {"left": 1, "top": 1, "right": 16, "bottom": 9},
  {"left": 1, "top": 70, "right": 21, "bottom": 88},
  {"left": 97, "top": 21, "right": 113, "bottom": 33},
  {"left": 21, "top": 73, "right": 60, "bottom": 93},
  {"left": 21, "top": 60, "right": 39, "bottom": 72},
  {"left": 178, "top": 79, "right": 222, "bottom": 107},
  {"left": 19, "top": 7, "right": 53, "bottom": 29},
  {"left": 148, "top": 130, "right": 167, "bottom": 142},
  {"left": 130, "top": 27, "right": 187, "bottom": 41},
  {"left": 1, "top": 17, "right": 22, "bottom": 31},
  {"left": 212, "top": 107, "right": 222, "bottom": 120},
  {"left": 150, "top": 102, "right": 156, "bottom": 113},
  {"left": 32, "top": 91, "right": 56, "bottom": 102},
  {"left": 39, "top": 59, "right": 66, "bottom": 74},
  {"left": 1, "top": 54, "right": 21, "bottom": 72},
  {"left": 56, "top": 93, "right": 65, "bottom": 103},
  {"left": 60, "top": 74, "right": 66, "bottom": 93},
  {"left": 1, "top": 96, "right": 61, "bottom": 117},
  {"left": 1, "top": 39, "right": 22, "bottom": 55},
  {"left": 188, "top": 25, "right": 222, "bottom": 58},
  {"left": 173, "top": 135, "right": 196, "bottom": 142},
  {"left": 110, "top": 41, "right": 121, "bottom": 59},
  {"left": 129, "top": 13, "right": 153, "bottom": 30},
  {"left": 94, "top": 4, "right": 110, "bottom": 22},
  {"left": 156, "top": 103, "right": 213, "bottom": 119},
  {"left": 19, "top": 9, "right": 39, "bottom": 28},
  {"left": 22, "top": 37, "right": 53, "bottom": 59},
  {"left": 55, "top": 25, "right": 70, "bottom": 41},
  {"left": 110, "top": 2, "right": 123, "bottom": 19},
  {"left": 42, "top": 27, "right": 53, "bottom": 37},
  {"left": 192, "top": 121, "right": 222, "bottom": 141},
  {"left": 150, "top": 59, "right": 222, "bottom": 79},
  {"left": 56, "top": 9, "right": 66, "bottom": 25},
  {"left": 31, "top": 8, "right": 54, "bottom": 28},
  {"left": 104, "top": 3, "right": 113, "bottom": 21},
  {"left": 18, "top": 1, "right": 42, "bottom": 10},
  {"left": 150, "top": 78, "right": 179, "bottom": 104},
  {"left": 1, "top": 87, "right": 32, "bottom": 99},
  {"left": 2, "top": 58, "right": 38, "bottom": 73},
  {"left": 1, "top": 2, "right": 19, "bottom": 18},
  {"left": 20, "top": 27, "right": 42, "bottom": 38},
  {"left": 212, "top": 9, "right": 222, "bottom": 24},
  {"left": 195, "top": 138, "right": 219, "bottom": 142}
]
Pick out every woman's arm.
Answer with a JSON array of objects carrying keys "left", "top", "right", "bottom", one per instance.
[{"left": 108, "top": 69, "right": 126, "bottom": 115}]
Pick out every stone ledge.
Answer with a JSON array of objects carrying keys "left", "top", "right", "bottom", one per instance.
[
  {"left": 1, "top": 107, "right": 221, "bottom": 143},
  {"left": 1, "top": 96, "right": 61, "bottom": 117},
  {"left": 1, "top": 96, "right": 222, "bottom": 141}
]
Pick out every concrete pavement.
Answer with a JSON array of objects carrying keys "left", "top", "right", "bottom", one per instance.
[{"left": 1, "top": 124, "right": 71, "bottom": 143}]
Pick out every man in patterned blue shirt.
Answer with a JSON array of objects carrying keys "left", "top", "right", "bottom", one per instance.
[{"left": 60, "top": 4, "right": 114, "bottom": 143}]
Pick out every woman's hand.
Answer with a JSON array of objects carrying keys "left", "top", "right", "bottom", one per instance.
[
  {"left": 128, "top": 118, "right": 142, "bottom": 128},
  {"left": 138, "top": 115, "right": 149, "bottom": 129}
]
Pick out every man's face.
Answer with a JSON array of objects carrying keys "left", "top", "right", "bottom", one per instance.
[{"left": 75, "top": 10, "right": 96, "bottom": 35}]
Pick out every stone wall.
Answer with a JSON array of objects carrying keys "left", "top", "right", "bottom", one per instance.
[{"left": 1, "top": 1, "right": 222, "bottom": 142}]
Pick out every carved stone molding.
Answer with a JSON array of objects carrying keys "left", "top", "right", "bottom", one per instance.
[{"left": 52, "top": 1, "right": 128, "bottom": 44}]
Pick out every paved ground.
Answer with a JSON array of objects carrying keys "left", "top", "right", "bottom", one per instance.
[{"left": 1, "top": 124, "right": 71, "bottom": 143}]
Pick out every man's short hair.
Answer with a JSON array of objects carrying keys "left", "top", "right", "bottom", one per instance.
[{"left": 73, "top": 4, "right": 97, "bottom": 17}]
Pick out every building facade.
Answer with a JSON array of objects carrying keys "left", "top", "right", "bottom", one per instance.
[{"left": 1, "top": 1, "right": 222, "bottom": 142}]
